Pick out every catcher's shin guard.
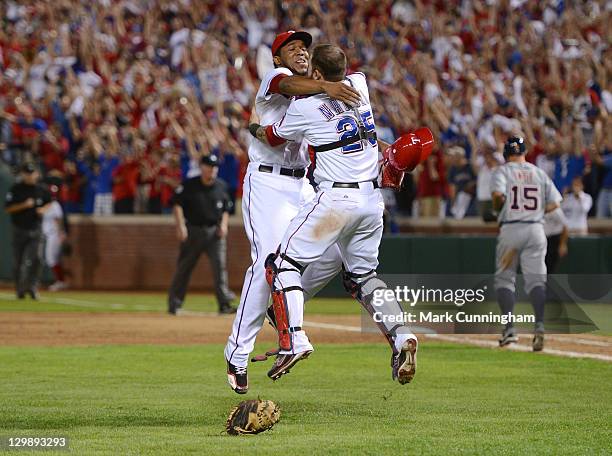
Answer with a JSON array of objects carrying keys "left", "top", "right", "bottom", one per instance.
[
  {"left": 342, "top": 268, "right": 407, "bottom": 353},
  {"left": 264, "top": 252, "right": 305, "bottom": 352}
]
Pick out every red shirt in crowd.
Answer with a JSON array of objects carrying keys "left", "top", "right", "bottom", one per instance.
[
  {"left": 158, "top": 165, "right": 182, "bottom": 208},
  {"left": 417, "top": 150, "right": 447, "bottom": 198},
  {"left": 39, "top": 136, "right": 69, "bottom": 172},
  {"left": 112, "top": 160, "right": 140, "bottom": 201}
]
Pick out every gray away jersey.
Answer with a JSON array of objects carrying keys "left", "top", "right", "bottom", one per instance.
[{"left": 491, "top": 161, "right": 562, "bottom": 224}]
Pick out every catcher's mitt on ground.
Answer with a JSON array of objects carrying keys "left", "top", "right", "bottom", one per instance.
[{"left": 225, "top": 399, "right": 280, "bottom": 435}]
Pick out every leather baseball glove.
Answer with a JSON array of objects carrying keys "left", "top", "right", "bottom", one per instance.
[{"left": 225, "top": 399, "right": 280, "bottom": 435}]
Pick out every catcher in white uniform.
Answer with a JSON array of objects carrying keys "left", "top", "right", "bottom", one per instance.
[
  {"left": 250, "top": 44, "right": 434, "bottom": 384},
  {"left": 224, "top": 31, "right": 362, "bottom": 394}
]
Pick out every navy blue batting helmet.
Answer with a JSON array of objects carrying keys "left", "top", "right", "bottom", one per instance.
[{"left": 503, "top": 136, "right": 526, "bottom": 160}]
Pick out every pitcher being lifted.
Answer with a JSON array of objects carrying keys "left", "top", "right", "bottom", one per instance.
[{"left": 250, "top": 44, "right": 434, "bottom": 384}]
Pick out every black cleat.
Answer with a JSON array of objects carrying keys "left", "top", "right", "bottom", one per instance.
[
  {"left": 227, "top": 361, "right": 248, "bottom": 394},
  {"left": 267, "top": 350, "right": 313, "bottom": 381},
  {"left": 168, "top": 299, "right": 182, "bottom": 315},
  {"left": 392, "top": 339, "right": 417, "bottom": 384},
  {"left": 499, "top": 327, "right": 519, "bottom": 347},
  {"left": 532, "top": 331, "right": 544, "bottom": 352},
  {"left": 219, "top": 305, "right": 237, "bottom": 315}
]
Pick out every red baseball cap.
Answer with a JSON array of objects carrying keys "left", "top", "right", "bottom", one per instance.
[{"left": 271, "top": 30, "right": 312, "bottom": 56}]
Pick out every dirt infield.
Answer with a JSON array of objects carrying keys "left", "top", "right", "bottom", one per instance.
[
  {"left": 0, "top": 312, "right": 381, "bottom": 346},
  {"left": 0, "top": 312, "right": 610, "bottom": 361}
]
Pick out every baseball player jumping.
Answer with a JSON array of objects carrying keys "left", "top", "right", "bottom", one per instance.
[
  {"left": 250, "top": 44, "right": 433, "bottom": 384},
  {"left": 224, "top": 31, "right": 362, "bottom": 394},
  {"left": 491, "top": 137, "right": 562, "bottom": 351}
]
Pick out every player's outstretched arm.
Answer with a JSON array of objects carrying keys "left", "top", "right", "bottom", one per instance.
[{"left": 278, "top": 76, "right": 361, "bottom": 106}]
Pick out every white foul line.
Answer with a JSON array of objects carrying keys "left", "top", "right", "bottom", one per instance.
[{"left": 304, "top": 321, "right": 612, "bottom": 363}]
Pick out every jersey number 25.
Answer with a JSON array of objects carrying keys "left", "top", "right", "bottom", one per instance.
[{"left": 335, "top": 110, "right": 376, "bottom": 154}]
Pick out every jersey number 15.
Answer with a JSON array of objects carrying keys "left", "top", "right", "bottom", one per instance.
[{"left": 510, "top": 184, "right": 539, "bottom": 211}]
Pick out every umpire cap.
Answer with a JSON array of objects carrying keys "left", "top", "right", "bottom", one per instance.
[{"left": 200, "top": 154, "right": 219, "bottom": 167}]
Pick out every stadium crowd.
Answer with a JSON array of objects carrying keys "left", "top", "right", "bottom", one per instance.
[{"left": 1, "top": 0, "right": 611, "bottom": 221}]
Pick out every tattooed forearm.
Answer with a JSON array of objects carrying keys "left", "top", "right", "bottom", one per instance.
[
  {"left": 256, "top": 126, "right": 268, "bottom": 144},
  {"left": 248, "top": 123, "right": 270, "bottom": 145}
]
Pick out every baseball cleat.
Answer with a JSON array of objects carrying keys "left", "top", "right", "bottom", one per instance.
[
  {"left": 532, "top": 331, "right": 544, "bottom": 352},
  {"left": 219, "top": 305, "right": 237, "bottom": 315},
  {"left": 392, "top": 338, "right": 417, "bottom": 384},
  {"left": 227, "top": 361, "right": 248, "bottom": 394},
  {"left": 267, "top": 350, "right": 313, "bottom": 381},
  {"left": 168, "top": 299, "right": 182, "bottom": 315},
  {"left": 499, "top": 327, "right": 519, "bottom": 347}
]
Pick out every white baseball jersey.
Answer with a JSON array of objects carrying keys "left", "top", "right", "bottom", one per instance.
[
  {"left": 491, "top": 161, "right": 562, "bottom": 224},
  {"left": 42, "top": 201, "right": 63, "bottom": 237},
  {"left": 42, "top": 201, "right": 64, "bottom": 267},
  {"left": 249, "top": 67, "right": 310, "bottom": 168},
  {"left": 270, "top": 72, "right": 379, "bottom": 184}
]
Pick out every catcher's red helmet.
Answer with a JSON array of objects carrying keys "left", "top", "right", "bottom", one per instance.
[
  {"left": 414, "top": 127, "right": 434, "bottom": 162},
  {"left": 386, "top": 127, "right": 435, "bottom": 172}
]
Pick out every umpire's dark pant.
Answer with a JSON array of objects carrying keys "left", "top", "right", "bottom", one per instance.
[
  {"left": 168, "top": 224, "right": 233, "bottom": 311},
  {"left": 13, "top": 227, "right": 44, "bottom": 296},
  {"left": 545, "top": 234, "right": 561, "bottom": 273}
]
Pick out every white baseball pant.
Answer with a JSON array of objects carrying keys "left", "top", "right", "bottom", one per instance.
[{"left": 224, "top": 163, "right": 342, "bottom": 367}]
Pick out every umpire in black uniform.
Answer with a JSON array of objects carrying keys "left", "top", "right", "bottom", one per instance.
[
  {"left": 4, "top": 163, "right": 51, "bottom": 299},
  {"left": 168, "top": 154, "right": 237, "bottom": 314}
]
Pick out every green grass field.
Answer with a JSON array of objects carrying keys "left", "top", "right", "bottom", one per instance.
[
  {"left": 0, "top": 291, "right": 611, "bottom": 455},
  {"left": 1, "top": 344, "right": 610, "bottom": 455}
]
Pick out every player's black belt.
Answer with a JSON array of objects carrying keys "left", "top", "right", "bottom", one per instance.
[
  {"left": 258, "top": 165, "right": 306, "bottom": 178},
  {"left": 499, "top": 220, "right": 541, "bottom": 226},
  {"left": 311, "top": 127, "right": 377, "bottom": 153},
  {"left": 332, "top": 180, "right": 379, "bottom": 189}
]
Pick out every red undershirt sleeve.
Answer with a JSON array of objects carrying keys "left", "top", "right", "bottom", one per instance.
[
  {"left": 264, "top": 125, "right": 287, "bottom": 146},
  {"left": 266, "top": 73, "right": 289, "bottom": 96}
]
